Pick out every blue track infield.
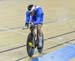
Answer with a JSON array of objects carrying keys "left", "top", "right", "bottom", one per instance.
[{"left": 32, "top": 44, "right": 75, "bottom": 61}]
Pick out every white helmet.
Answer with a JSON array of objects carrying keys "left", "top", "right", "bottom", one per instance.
[{"left": 27, "top": 4, "right": 36, "bottom": 12}]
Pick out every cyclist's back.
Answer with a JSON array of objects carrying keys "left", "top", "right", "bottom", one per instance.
[{"left": 26, "top": 5, "right": 44, "bottom": 25}]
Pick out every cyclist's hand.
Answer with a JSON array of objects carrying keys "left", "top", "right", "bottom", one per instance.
[{"left": 25, "top": 23, "right": 29, "bottom": 28}]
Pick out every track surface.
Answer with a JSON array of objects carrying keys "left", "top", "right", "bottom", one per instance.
[{"left": 0, "top": 0, "right": 75, "bottom": 61}]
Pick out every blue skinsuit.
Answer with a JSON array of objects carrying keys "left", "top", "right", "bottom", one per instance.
[{"left": 25, "top": 6, "right": 44, "bottom": 25}]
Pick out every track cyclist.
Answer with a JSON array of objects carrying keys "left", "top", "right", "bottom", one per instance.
[{"left": 25, "top": 4, "right": 44, "bottom": 49}]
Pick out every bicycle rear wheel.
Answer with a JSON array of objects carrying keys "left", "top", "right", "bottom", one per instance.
[{"left": 26, "top": 33, "right": 35, "bottom": 57}]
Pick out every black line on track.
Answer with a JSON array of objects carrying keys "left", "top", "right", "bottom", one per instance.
[
  {"left": 0, "top": 20, "right": 56, "bottom": 31},
  {"left": 16, "top": 39, "right": 75, "bottom": 61},
  {"left": 44, "top": 30, "right": 75, "bottom": 41},
  {"left": 0, "top": 30, "right": 75, "bottom": 54},
  {"left": 0, "top": 45, "right": 26, "bottom": 53},
  {"left": 44, "top": 39, "right": 75, "bottom": 51},
  {"left": 16, "top": 56, "right": 28, "bottom": 61}
]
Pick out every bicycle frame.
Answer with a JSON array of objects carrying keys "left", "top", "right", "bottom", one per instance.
[{"left": 26, "top": 24, "right": 44, "bottom": 57}]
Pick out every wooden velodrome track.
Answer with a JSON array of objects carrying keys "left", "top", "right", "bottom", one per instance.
[{"left": 0, "top": 0, "right": 75, "bottom": 61}]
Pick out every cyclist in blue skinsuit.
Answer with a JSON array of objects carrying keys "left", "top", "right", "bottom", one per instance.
[{"left": 25, "top": 4, "right": 44, "bottom": 48}]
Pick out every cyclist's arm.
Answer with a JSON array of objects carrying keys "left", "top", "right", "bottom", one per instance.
[{"left": 25, "top": 11, "right": 30, "bottom": 24}]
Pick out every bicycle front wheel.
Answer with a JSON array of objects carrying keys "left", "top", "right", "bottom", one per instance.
[{"left": 26, "top": 33, "right": 35, "bottom": 57}]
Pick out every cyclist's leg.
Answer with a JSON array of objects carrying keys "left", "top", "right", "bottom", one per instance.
[
  {"left": 37, "top": 24, "right": 43, "bottom": 48},
  {"left": 37, "top": 24, "right": 42, "bottom": 36}
]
